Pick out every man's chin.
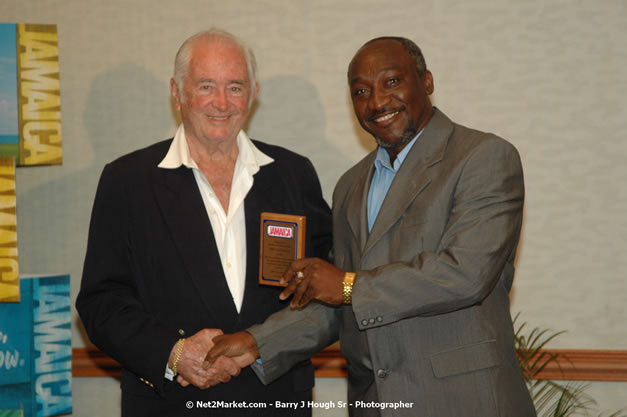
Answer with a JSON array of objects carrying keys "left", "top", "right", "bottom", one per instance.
[
  {"left": 374, "top": 135, "right": 411, "bottom": 149},
  {"left": 374, "top": 137, "right": 397, "bottom": 149},
  {"left": 373, "top": 126, "right": 417, "bottom": 149},
  {"left": 369, "top": 129, "right": 401, "bottom": 148}
]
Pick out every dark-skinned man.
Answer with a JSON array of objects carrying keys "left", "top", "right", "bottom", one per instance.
[{"left": 207, "top": 36, "right": 536, "bottom": 417}]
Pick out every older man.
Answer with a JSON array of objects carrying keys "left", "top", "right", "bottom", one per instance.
[
  {"left": 76, "top": 29, "right": 332, "bottom": 416},
  {"left": 208, "top": 36, "right": 537, "bottom": 417}
]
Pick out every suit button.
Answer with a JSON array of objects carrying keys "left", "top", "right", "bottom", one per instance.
[
  {"left": 376, "top": 368, "right": 388, "bottom": 379},
  {"left": 368, "top": 318, "right": 375, "bottom": 325},
  {"left": 376, "top": 316, "right": 383, "bottom": 322},
  {"left": 361, "top": 319, "right": 369, "bottom": 326}
]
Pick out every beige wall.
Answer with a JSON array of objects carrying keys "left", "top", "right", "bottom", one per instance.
[{"left": 2, "top": 0, "right": 625, "bottom": 415}]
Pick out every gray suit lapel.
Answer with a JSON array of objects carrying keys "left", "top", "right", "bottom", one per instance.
[
  {"left": 345, "top": 152, "right": 376, "bottom": 253},
  {"left": 363, "top": 109, "right": 454, "bottom": 256}
]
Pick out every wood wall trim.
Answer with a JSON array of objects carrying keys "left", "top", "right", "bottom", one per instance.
[
  {"left": 72, "top": 347, "right": 627, "bottom": 381},
  {"left": 73, "top": 347, "right": 122, "bottom": 378},
  {"left": 534, "top": 349, "right": 627, "bottom": 382}
]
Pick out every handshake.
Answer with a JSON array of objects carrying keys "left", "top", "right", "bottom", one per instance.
[
  {"left": 168, "top": 329, "right": 258, "bottom": 389},
  {"left": 166, "top": 257, "right": 346, "bottom": 389}
]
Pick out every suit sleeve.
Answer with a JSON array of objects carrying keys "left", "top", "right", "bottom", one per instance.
[
  {"left": 248, "top": 155, "right": 336, "bottom": 384},
  {"left": 349, "top": 138, "right": 524, "bottom": 329},
  {"left": 248, "top": 303, "right": 340, "bottom": 384},
  {"left": 76, "top": 163, "right": 179, "bottom": 393}
]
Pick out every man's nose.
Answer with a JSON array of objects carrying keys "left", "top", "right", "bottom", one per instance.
[
  {"left": 211, "top": 89, "right": 229, "bottom": 111},
  {"left": 368, "top": 88, "right": 391, "bottom": 111}
]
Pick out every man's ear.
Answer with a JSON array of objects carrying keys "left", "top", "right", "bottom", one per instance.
[
  {"left": 170, "top": 78, "right": 182, "bottom": 110},
  {"left": 422, "top": 70, "right": 434, "bottom": 96},
  {"left": 251, "top": 83, "right": 260, "bottom": 104}
]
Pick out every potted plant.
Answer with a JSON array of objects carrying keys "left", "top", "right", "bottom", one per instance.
[{"left": 514, "top": 314, "right": 625, "bottom": 417}]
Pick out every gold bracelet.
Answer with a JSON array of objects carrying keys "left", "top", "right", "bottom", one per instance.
[
  {"left": 342, "top": 272, "right": 356, "bottom": 304},
  {"left": 172, "top": 338, "right": 185, "bottom": 376}
]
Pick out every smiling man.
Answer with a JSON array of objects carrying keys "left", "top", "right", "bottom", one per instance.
[
  {"left": 76, "top": 29, "right": 331, "bottom": 416},
  {"left": 349, "top": 37, "right": 434, "bottom": 161},
  {"left": 208, "top": 36, "right": 537, "bottom": 417}
]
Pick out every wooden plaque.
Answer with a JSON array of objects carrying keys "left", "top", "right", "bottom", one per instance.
[{"left": 259, "top": 212, "right": 306, "bottom": 286}]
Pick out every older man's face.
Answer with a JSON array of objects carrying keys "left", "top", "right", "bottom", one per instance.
[
  {"left": 348, "top": 40, "right": 433, "bottom": 153},
  {"left": 173, "top": 38, "right": 256, "bottom": 145}
]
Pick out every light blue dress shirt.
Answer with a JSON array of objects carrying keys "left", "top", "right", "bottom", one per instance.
[{"left": 367, "top": 131, "right": 423, "bottom": 232}]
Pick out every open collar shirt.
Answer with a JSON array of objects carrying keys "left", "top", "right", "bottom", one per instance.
[
  {"left": 158, "top": 125, "right": 274, "bottom": 313},
  {"left": 367, "top": 130, "right": 423, "bottom": 232}
]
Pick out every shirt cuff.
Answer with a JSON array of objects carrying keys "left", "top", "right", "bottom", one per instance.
[{"left": 165, "top": 364, "right": 174, "bottom": 381}]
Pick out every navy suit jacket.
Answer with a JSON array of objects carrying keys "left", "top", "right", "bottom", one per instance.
[{"left": 77, "top": 138, "right": 332, "bottom": 416}]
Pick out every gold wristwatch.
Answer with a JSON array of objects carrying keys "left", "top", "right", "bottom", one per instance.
[{"left": 342, "top": 272, "right": 356, "bottom": 304}]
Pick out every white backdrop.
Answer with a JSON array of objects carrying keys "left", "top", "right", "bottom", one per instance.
[{"left": 2, "top": 0, "right": 625, "bottom": 415}]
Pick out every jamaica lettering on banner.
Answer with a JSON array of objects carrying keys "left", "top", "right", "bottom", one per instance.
[
  {"left": 0, "top": 157, "right": 18, "bottom": 302},
  {"left": 0, "top": 275, "right": 72, "bottom": 416},
  {"left": 0, "top": 23, "right": 70, "bottom": 415},
  {"left": 17, "top": 23, "right": 63, "bottom": 166}
]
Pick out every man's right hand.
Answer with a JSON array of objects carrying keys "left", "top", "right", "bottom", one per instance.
[
  {"left": 204, "top": 331, "right": 259, "bottom": 369},
  {"left": 168, "top": 328, "right": 241, "bottom": 389}
]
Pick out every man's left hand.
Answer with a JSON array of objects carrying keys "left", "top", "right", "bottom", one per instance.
[{"left": 279, "top": 258, "right": 345, "bottom": 309}]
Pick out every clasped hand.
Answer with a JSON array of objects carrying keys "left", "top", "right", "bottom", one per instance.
[
  {"left": 174, "top": 258, "right": 343, "bottom": 388},
  {"left": 170, "top": 328, "right": 242, "bottom": 389},
  {"left": 172, "top": 329, "right": 260, "bottom": 389}
]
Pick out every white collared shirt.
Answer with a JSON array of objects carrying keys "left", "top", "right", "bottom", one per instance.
[{"left": 158, "top": 125, "right": 274, "bottom": 312}]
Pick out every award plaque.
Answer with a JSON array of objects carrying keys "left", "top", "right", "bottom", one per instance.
[{"left": 259, "top": 212, "right": 306, "bottom": 286}]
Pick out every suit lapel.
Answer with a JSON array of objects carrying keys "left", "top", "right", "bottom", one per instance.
[
  {"left": 152, "top": 166, "right": 239, "bottom": 329},
  {"left": 237, "top": 171, "right": 273, "bottom": 322},
  {"left": 345, "top": 152, "right": 376, "bottom": 253},
  {"left": 363, "top": 109, "right": 454, "bottom": 257}
]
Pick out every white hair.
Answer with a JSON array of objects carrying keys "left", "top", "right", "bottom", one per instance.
[{"left": 173, "top": 28, "right": 258, "bottom": 106}]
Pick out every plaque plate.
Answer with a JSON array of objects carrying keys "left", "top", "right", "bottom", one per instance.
[{"left": 259, "top": 212, "right": 306, "bottom": 286}]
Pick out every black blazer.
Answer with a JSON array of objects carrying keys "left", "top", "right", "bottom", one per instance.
[{"left": 76, "top": 138, "right": 332, "bottom": 416}]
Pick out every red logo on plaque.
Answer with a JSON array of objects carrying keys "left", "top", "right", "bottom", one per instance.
[{"left": 267, "top": 225, "right": 293, "bottom": 238}]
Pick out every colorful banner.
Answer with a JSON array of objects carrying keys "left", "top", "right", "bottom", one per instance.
[
  {"left": 0, "top": 275, "right": 72, "bottom": 416},
  {"left": 0, "top": 157, "right": 18, "bottom": 302},
  {"left": 0, "top": 24, "right": 19, "bottom": 161},
  {"left": 0, "top": 23, "right": 62, "bottom": 166}
]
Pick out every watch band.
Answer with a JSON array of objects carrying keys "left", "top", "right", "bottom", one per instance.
[
  {"left": 342, "top": 272, "right": 356, "bottom": 304},
  {"left": 172, "top": 338, "right": 185, "bottom": 376}
]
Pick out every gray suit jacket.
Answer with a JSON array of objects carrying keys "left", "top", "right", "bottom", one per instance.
[{"left": 249, "top": 109, "right": 536, "bottom": 417}]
